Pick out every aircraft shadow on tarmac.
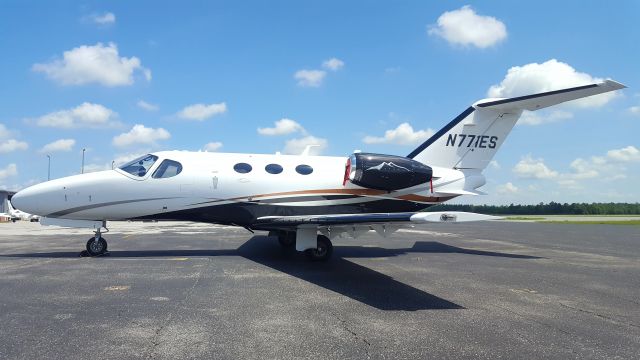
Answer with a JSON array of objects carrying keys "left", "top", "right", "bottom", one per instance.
[{"left": 0, "top": 236, "right": 540, "bottom": 311}]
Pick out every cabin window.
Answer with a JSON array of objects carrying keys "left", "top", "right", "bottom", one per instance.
[
  {"left": 295, "top": 164, "right": 313, "bottom": 175},
  {"left": 265, "top": 164, "right": 283, "bottom": 174},
  {"left": 119, "top": 154, "right": 159, "bottom": 177},
  {"left": 234, "top": 163, "right": 252, "bottom": 174},
  {"left": 152, "top": 159, "right": 183, "bottom": 179}
]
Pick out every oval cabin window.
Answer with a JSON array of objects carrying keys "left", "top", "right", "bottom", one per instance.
[
  {"left": 265, "top": 164, "right": 283, "bottom": 174},
  {"left": 295, "top": 164, "right": 313, "bottom": 175},
  {"left": 233, "top": 163, "right": 252, "bottom": 174}
]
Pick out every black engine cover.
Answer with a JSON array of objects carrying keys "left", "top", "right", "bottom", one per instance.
[{"left": 347, "top": 153, "right": 432, "bottom": 191}]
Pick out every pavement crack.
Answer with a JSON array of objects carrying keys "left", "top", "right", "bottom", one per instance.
[
  {"left": 559, "top": 302, "right": 640, "bottom": 329},
  {"left": 144, "top": 269, "right": 204, "bottom": 359},
  {"left": 331, "top": 312, "right": 371, "bottom": 357}
]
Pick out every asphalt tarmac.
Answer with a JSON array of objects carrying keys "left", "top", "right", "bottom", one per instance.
[{"left": 0, "top": 221, "right": 638, "bottom": 359}]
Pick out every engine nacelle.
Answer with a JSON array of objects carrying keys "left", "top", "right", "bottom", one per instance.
[{"left": 344, "top": 153, "right": 433, "bottom": 191}]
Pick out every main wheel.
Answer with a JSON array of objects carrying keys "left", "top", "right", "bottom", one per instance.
[
  {"left": 86, "top": 237, "right": 108, "bottom": 256},
  {"left": 269, "top": 230, "right": 296, "bottom": 248},
  {"left": 305, "top": 235, "right": 333, "bottom": 262}
]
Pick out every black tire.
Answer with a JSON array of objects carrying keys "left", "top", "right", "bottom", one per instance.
[
  {"left": 86, "top": 237, "right": 108, "bottom": 256},
  {"left": 305, "top": 235, "right": 333, "bottom": 262},
  {"left": 269, "top": 230, "right": 296, "bottom": 248}
]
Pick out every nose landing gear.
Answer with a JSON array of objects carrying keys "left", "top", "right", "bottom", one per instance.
[{"left": 82, "top": 224, "right": 109, "bottom": 257}]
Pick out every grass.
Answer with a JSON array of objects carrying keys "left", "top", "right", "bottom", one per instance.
[
  {"left": 505, "top": 216, "right": 540, "bottom": 221},
  {"left": 539, "top": 220, "right": 640, "bottom": 225}
]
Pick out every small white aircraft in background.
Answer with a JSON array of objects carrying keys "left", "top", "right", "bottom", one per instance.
[
  {"left": 11, "top": 80, "right": 625, "bottom": 260},
  {"left": 3, "top": 197, "right": 38, "bottom": 222}
]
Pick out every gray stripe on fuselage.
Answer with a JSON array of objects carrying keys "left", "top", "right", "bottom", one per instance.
[{"left": 47, "top": 197, "right": 177, "bottom": 217}]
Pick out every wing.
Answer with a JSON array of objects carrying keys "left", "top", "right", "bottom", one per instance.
[{"left": 254, "top": 211, "right": 501, "bottom": 238}]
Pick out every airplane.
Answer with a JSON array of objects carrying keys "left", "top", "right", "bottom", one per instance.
[
  {"left": 10, "top": 80, "right": 625, "bottom": 260},
  {"left": 6, "top": 199, "right": 39, "bottom": 222}
]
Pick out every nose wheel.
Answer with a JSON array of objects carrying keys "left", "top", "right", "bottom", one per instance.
[
  {"left": 82, "top": 224, "right": 109, "bottom": 257},
  {"left": 86, "top": 237, "right": 108, "bottom": 256}
]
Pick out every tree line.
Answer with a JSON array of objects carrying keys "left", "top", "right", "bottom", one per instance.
[{"left": 428, "top": 202, "right": 640, "bottom": 215}]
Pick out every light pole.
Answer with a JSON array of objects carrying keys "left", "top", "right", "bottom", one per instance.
[
  {"left": 47, "top": 155, "right": 51, "bottom": 180},
  {"left": 81, "top": 148, "right": 86, "bottom": 174}
]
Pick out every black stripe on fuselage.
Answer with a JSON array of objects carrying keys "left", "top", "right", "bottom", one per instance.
[
  {"left": 187, "top": 194, "right": 362, "bottom": 207},
  {"left": 132, "top": 199, "right": 434, "bottom": 228},
  {"left": 46, "top": 197, "right": 177, "bottom": 217},
  {"left": 407, "top": 106, "right": 475, "bottom": 159}
]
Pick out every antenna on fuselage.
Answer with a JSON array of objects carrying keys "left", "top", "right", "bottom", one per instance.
[{"left": 300, "top": 145, "right": 319, "bottom": 156}]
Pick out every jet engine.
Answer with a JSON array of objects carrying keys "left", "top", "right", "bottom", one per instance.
[{"left": 343, "top": 153, "right": 432, "bottom": 191}]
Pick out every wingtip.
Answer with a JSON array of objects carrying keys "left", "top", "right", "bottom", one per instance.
[{"left": 603, "top": 79, "right": 627, "bottom": 90}]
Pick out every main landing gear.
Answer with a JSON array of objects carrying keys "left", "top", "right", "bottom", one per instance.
[
  {"left": 83, "top": 226, "right": 109, "bottom": 257},
  {"left": 304, "top": 235, "right": 333, "bottom": 262},
  {"left": 269, "top": 230, "right": 333, "bottom": 262}
]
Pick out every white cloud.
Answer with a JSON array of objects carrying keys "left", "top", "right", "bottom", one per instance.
[
  {"left": 32, "top": 42, "right": 150, "bottom": 87},
  {"left": 629, "top": 106, "right": 640, "bottom": 115},
  {"left": 0, "top": 139, "right": 28, "bottom": 153},
  {"left": 258, "top": 118, "right": 305, "bottom": 136},
  {"left": 607, "top": 145, "right": 640, "bottom": 162},
  {"left": 488, "top": 160, "right": 501, "bottom": 170},
  {"left": 556, "top": 145, "right": 639, "bottom": 187},
  {"left": 112, "top": 124, "right": 170, "bottom": 148},
  {"left": 34, "top": 102, "right": 119, "bottom": 128},
  {"left": 177, "top": 102, "right": 227, "bottom": 121},
  {"left": 362, "top": 123, "right": 434, "bottom": 145},
  {"left": 40, "top": 139, "right": 76, "bottom": 153},
  {"left": 137, "top": 100, "right": 159, "bottom": 111},
  {"left": 488, "top": 59, "right": 616, "bottom": 108},
  {"left": 428, "top": 5, "right": 507, "bottom": 48},
  {"left": 0, "top": 124, "right": 12, "bottom": 139},
  {"left": 322, "top": 58, "right": 344, "bottom": 71},
  {"left": 87, "top": 12, "right": 116, "bottom": 25},
  {"left": 294, "top": 69, "right": 326, "bottom": 87},
  {"left": 203, "top": 142, "right": 223, "bottom": 151},
  {"left": 497, "top": 182, "right": 518, "bottom": 194},
  {"left": 0, "top": 164, "right": 17, "bottom": 179},
  {"left": 518, "top": 110, "right": 574, "bottom": 126},
  {"left": 513, "top": 155, "right": 558, "bottom": 179},
  {"left": 283, "top": 135, "right": 328, "bottom": 155},
  {"left": 567, "top": 158, "right": 600, "bottom": 180}
]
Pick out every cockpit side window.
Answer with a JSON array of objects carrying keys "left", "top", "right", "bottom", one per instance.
[
  {"left": 152, "top": 159, "right": 183, "bottom": 179},
  {"left": 119, "top": 154, "right": 159, "bottom": 177}
]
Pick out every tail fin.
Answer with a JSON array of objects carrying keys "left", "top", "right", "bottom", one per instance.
[{"left": 408, "top": 80, "right": 625, "bottom": 169}]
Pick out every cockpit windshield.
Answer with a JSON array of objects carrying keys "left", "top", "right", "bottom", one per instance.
[{"left": 118, "top": 154, "right": 159, "bottom": 177}]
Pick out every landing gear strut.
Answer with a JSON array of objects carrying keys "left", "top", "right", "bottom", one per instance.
[
  {"left": 305, "top": 235, "right": 333, "bottom": 262},
  {"left": 84, "top": 226, "right": 109, "bottom": 256},
  {"left": 269, "top": 230, "right": 296, "bottom": 248}
]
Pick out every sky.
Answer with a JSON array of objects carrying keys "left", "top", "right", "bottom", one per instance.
[{"left": 0, "top": 1, "right": 638, "bottom": 204}]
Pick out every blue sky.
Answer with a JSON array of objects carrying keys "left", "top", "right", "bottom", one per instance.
[{"left": 1, "top": 1, "right": 638, "bottom": 204}]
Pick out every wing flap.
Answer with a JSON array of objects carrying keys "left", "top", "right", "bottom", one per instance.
[{"left": 255, "top": 211, "right": 501, "bottom": 227}]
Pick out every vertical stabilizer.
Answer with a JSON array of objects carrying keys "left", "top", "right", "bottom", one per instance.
[{"left": 408, "top": 80, "right": 625, "bottom": 170}]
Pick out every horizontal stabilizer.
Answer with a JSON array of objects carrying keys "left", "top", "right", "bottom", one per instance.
[
  {"left": 437, "top": 189, "right": 487, "bottom": 196},
  {"left": 476, "top": 80, "right": 625, "bottom": 112},
  {"left": 410, "top": 211, "right": 501, "bottom": 223}
]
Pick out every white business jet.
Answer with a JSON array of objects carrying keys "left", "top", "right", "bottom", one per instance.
[{"left": 11, "top": 80, "right": 625, "bottom": 260}]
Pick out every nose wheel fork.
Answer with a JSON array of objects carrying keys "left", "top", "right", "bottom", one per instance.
[{"left": 83, "top": 224, "right": 109, "bottom": 257}]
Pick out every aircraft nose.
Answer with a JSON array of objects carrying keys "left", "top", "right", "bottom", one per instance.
[{"left": 11, "top": 183, "right": 55, "bottom": 216}]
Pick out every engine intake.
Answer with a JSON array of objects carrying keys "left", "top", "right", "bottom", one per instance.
[{"left": 344, "top": 153, "right": 432, "bottom": 191}]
